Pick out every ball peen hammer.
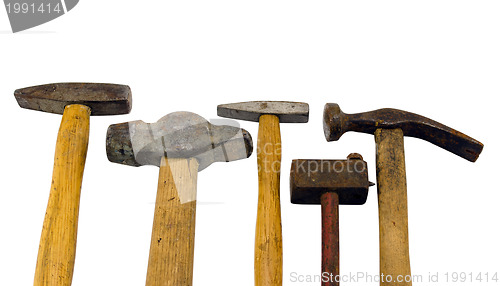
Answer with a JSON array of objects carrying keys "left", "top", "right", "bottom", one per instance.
[
  {"left": 218, "top": 101, "right": 309, "bottom": 286},
  {"left": 290, "top": 154, "right": 373, "bottom": 286},
  {"left": 106, "top": 111, "right": 253, "bottom": 286},
  {"left": 323, "top": 104, "right": 484, "bottom": 286},
  {"left": 14, "top": 83, "right": 132, "bottom": 286}
]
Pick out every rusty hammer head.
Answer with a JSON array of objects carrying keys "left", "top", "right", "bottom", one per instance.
[
  {"left": 217, "top": 101, "right": 309, "bottom": 123},
  {"left": 323, "top": 103, "right": 484, "bottom": 162},
  {"left": 290, "top": 154, "right": 373, "bottom": 205},
  {"left": 106, "top": 112, "right": 253, "bottom": 171},
  {"left": 14, "top": 83, "right": 132, "bottom": 115}
]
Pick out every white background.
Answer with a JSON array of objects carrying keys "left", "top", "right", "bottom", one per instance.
[{"left": 1, "top": 1, "right": 499, "bottom": 285}]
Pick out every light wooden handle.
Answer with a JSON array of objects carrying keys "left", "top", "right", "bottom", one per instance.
[
  {"left": 255, "top": 114, "right": 283, "bottom": 286},
  {"left": 34, "top": 104, "right": 91, "bottom": 286},
  {"left": 146, "top": 157, "right": 199, "bottom": 286},
  {"left": 375, "top": 128, "right": 412, "bottom": 286}
]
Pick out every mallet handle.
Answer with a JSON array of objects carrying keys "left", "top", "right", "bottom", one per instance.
[
  {"left": 321, "top": 192, "right": 340, "bottom": 286},
  {"left": 146, "top": 157, "right": 199, "bottom": 286},
  {"left": 34, "top": 104, "right": 91, "bottom": 286},
  {"left": 255, "top": 114, "right": 283, "bottom": 286},
  {"left": 375, "top": 128, "right": 412, "bottom": 286}
]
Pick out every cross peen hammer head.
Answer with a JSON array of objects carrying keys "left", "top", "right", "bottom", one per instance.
[
  {"left": 217, "top": 101, "right": 309, "bottom": 123},
  {"left": 14, "top": 83, "right": 132, "bottom": 115}
]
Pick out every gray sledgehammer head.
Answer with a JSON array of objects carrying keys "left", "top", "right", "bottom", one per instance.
[{"left": 106, "top": 112, "right": 253, "bottom": 171}]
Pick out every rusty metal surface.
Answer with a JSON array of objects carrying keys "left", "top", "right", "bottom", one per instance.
[
  {"left": 217, "top": 101, "right": 309, "bottom": 123},
  {"left": 321, "top": 191, "right": 340, "bottom": 286},
  {"left": 323, "top": 103, "right": 483, "bottom": 162},
  {"left": 106, "top": 111, "right": 253, "bottom": 171},
  {"left": 14, "top": 83, "right": 132, "bottom": 115},
  {"left": 290, "top": 154, "right": 372, "bottom": 205}
]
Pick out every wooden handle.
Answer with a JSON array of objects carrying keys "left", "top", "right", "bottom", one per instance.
[
  {"left": 34, "top": 104, "right": 91, "bottom": 286},
  {"left": 146, "top": 157, "right": 199, "bottom": 286},
  {"left": 255, "top": 114, "right": 283, "bottom": 286},
  {"left": 375, "top": 128, "right": 412, "bottom": 286}
]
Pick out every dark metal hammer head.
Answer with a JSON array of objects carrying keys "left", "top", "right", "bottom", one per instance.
[
  {"left": 217, "top": 101, "right": 309, "bottom": 123},
  {"left": 106, "top": 112, "right": 253, "bottom": 171},
  {"left": 14, "top": 83, "right": 132, "bottom": 115},
  {"left": 290, "top": 154, "right": 373, "bottom": 205},
  {"left": 323, "top": 103, "right": 484, "bottom": 162}
]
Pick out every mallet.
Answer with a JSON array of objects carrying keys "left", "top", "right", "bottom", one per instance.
[
  {"left": 323, "top": 103, "right": 484, "bottom": 286},
  {"left": 106, "top": 111, "right": 253, "bottom": 286},
  {"left": 218, "top": 101, "right": 309, "bottom": 286},
  {"left": 14, "top": 83, "right": 132, "bottom": 286},
  {"left": 290, "top": 154, "right": 373, "bottom": 286}
]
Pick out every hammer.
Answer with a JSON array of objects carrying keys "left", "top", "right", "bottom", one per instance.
[
  {"left": 106, "top": 111, "right": 253, "bottom": 286},
  {"left": 218, "top": 101, "right": 309, "bottom": 286},
  {"left": 323, "top": 104, "right": 484, "bottom": 286},
  {"left": 290, "top": 154, "right": 373, "bottom": 286},
  {"left": 14, "top": 83, "right": 132, "bottom": 286}
]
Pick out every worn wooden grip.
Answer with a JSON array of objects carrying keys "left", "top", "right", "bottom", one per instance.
[
  {"left": 34, "top": 104, "right": 91, "bottom": 286},
  {"left": 255, "top": 114, "right": 283, "bottom": 286},
  {"left": 375, "top": 128, "right": 412, "bottom": 286},
  {"left": 146, "top": 157, "right": 199, "bottom": 286}
]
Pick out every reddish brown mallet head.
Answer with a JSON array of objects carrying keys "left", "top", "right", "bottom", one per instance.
[
  {"left": 14, "top": 82, "right": 132, "bottom": 286},
  {"left": 290, "top": 154, "right": 372, "bottom": 205},
  {"left": 290, "top": 154, "right": 373, "bottom": 286}
]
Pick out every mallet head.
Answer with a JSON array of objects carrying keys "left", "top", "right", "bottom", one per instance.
[
  {"left": 106, "top": 112, "right": 253, "bottom": 171},
  {"left": 290, "top": 154, "right": 373, "bottom": 205},
  {"left": 323, "top": 103, "right": 483, "bottom": 162},
  {"left": 217, "top": 101, "right": 309, "bottom": 123},
  {"left": 14, "top": 83, "right": 132, "bottom": 115}
]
